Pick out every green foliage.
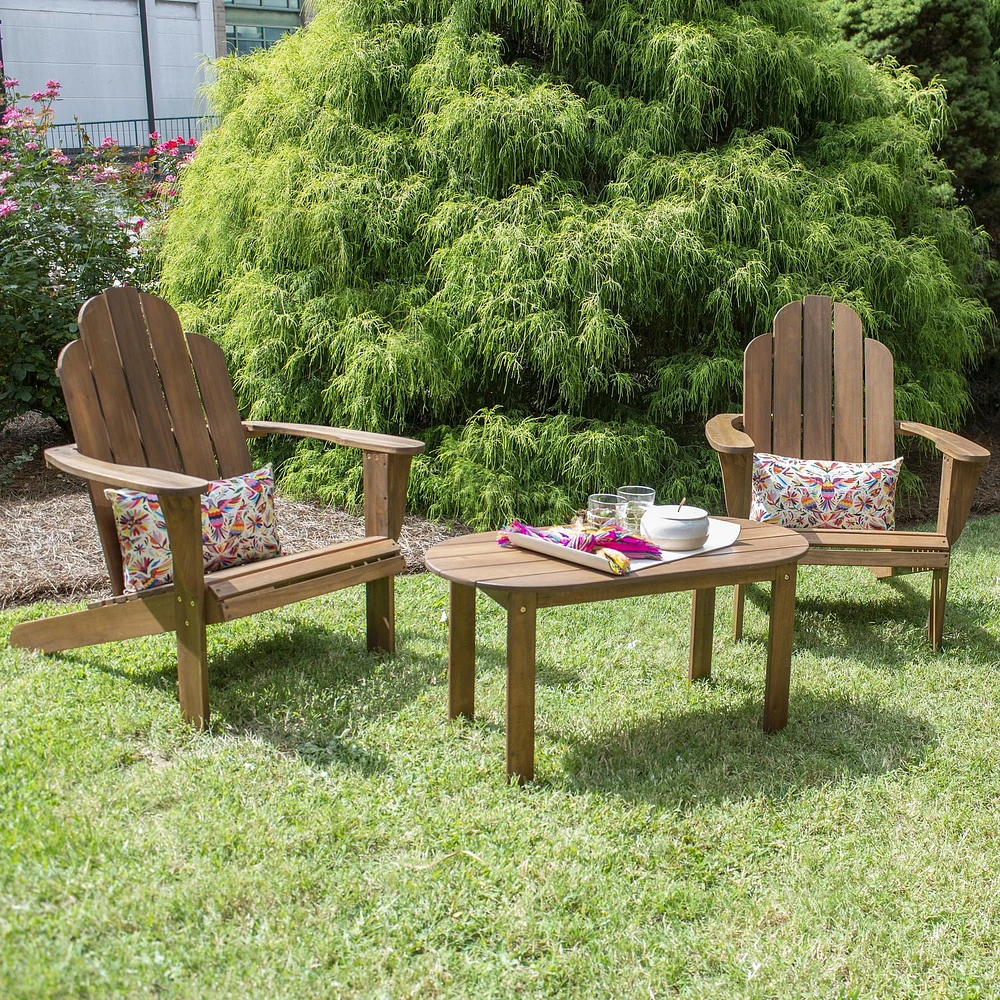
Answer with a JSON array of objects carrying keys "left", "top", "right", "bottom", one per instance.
[
  {"left": 3, "top": 518, "right": 1000, "bottom": 994},
  {"left": 161, "top": 0, "right": 991, "bottom": 528},
  {"left": 0, "top": 82, "right": 132, "bottom": 425},
  {"left": 0, "top": 79, "right": 200, "bottom": 427},
  {"left": 829, "top": 0, "right": 1000, "bottom": 193}
]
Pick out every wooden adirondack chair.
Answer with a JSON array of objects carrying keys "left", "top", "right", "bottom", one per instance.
[
  {"left": 705, "top": 295, "right": 990, "bottom": 650},
  {"left": 8, "top": 287, "right": 425, "bottom": 726}
]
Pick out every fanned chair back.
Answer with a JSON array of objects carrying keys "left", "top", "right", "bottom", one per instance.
[
  {"left": 59, "top": 286, "right": 252, "bottom": 594},
  {"left": 742, "top": 295, "right": 896, "bottom": 463}
]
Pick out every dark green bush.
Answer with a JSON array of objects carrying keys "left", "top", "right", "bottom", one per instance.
[
  {"left": 161, "top": 0, "right": 992, "bottom": 529},
  {"left": 829, "top": 0, "right": 1000, "bottom": 195}
]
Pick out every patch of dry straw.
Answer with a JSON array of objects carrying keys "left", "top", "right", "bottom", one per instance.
[{"left": 1, "top": 413, "right": 466, "bottom": 608}]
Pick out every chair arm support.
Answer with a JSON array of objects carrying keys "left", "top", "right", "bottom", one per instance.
[
  {"left": 937, "top": 454, "right": 987, "bottom": 545},
  {"left": 705, "top": 413, "right": 756, "bottom": 454},
  {"left": 242, "top": 421, "right": 425, "bottom": 456},
  {"left": 45, "top": 445, "right": 210, "bottom": 496},
  {"left": 895, "top": 421, "right": 990, "bottom": 464},
  {"left": 705, "top": 414, "right": 754, "bottom": 517}
]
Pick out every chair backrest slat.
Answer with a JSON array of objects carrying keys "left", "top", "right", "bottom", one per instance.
[
  {"left": 137, "top": 293, "right": 220, "bottom": 481},
  {"left": 188, "top": 334, "right": 254, "bottom": 479},
  {"left": 743, "top": 333, "right": 773, "bottom": 452},
  {"left": 802, "top": 295, "right": 833, "bottom": 460},
  {"left": 742, "top": 297, "right": 897, "bottom": 465},
  {"left": 58, "top": 340, "right": 127, "bottom": 594},
  {"left": 62, "top": 287, "right": 254, "bottom": 594},
  {"left": 832, "top": 302, "right": 865, "bottom": 461},
  {"left": 771, "top": 300, "right": 803, "bottom": 457},
  {"left": 864, "top": 339, "right": 895, "bottom": 461},
  {"left": 77, "top": 295, "right": 147, "bottom": 466},
  {"left": 100, "top": 287, "right": 181, "bottom": 471}
]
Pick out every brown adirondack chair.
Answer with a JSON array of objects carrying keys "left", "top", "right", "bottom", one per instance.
[
  {"left": 8, "top": 287, "right": 425, "bottom": 726},
  {"left": 706, "top": 295, "right": 989, "bottom": 650}
]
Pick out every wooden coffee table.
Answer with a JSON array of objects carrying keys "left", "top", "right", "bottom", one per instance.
[{"left": 424, "top": 519, "right": 809, "bottom": 782}]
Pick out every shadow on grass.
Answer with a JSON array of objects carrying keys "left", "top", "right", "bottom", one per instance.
[
  {"left": 740, "top": 581, "right": 997, "bottom": 662},
  {"left": 63, "top": 619, "right": 443, "bottom": 775},
  {"left": 560, "top": 689, "right": 935, "bottom": 807}
]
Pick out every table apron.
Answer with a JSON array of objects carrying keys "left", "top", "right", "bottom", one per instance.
[{"left": 481, "top": 563, "right": 786, "bottom": 610}]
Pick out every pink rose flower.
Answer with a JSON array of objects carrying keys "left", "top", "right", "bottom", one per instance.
[
  {"left": 3, "top": 78, "right": 18, "bottom": 88},
  {"left": 24, "top": 141, "right": 38, "bottom": 150},
  {"left": 46, "top": 80, "right": 60, "bottom": 90},
  {"left": 0, "top": 199, "right": 19, "bottom": 217},
  {"left": 31, "top": 91, "right": 46, "bottom": 102}
]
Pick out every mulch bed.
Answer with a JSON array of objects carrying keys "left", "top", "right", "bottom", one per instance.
[
  {"left": 2, "top": 410, "right": 998, "bottom": 609},
  {"left": 0, "top": 412, "right": 468, "bottom": 609}
]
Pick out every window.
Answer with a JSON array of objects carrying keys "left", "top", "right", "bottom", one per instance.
[
  {"left": 225, "top": 23, "right": 295, "bottom": 54},
  {"left": 224, "top": 0, "right": 301, "bottom": 10}
]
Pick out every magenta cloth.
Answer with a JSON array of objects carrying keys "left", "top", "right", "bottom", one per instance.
[{"left": 497, "top": 520, "right": 663, "bottom": 558}]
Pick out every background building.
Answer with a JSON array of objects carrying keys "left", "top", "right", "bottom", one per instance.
[{"left": 0, "top": 0, "right": 306, "bottom": 144}]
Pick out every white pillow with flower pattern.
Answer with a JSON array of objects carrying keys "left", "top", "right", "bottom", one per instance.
[
  {"left": 750, "top": 452, "right": 902, "bottom": 530},
  {"left": 105, "top": 466, "right": 281, "bottom": 593}
]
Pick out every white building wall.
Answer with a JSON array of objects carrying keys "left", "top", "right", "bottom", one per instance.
[{"left": 0, "top": 0, "right": 221, "bottom": 126}]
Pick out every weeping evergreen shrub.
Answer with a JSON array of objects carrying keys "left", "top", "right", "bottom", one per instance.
[{"left": 160, "top": 0, "right": 991, "bottom": 529}]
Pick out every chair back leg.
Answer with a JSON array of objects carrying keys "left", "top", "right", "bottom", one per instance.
[
  {"left": 366, "top": 577, "right": 395, "bottom": 653},
  {"left": 929, "top": 567, "right": 949, "bottom": 652}
]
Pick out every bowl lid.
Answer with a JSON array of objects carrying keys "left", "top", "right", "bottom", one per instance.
[{"left": 646, "top": 505, "right": 709, "bottom": 521}]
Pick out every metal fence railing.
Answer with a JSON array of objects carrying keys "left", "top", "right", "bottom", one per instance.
[{"left": 45, "top": 116, "right": 218, "bottom": 152}]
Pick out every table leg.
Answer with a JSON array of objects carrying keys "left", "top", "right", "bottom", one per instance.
[
  {"left": 764, "top": 564, "right": 797, "bottom": 732},
  {"left": 688, "top": 588, "right": 717, "bottom": 681},
  {"left": 448, "top": 582, "right": 476, "bottom": 721},
  {"left": 506, "top": 592, "right": 537, "bottom": 784}
]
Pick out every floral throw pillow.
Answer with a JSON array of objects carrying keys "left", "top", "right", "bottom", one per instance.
[
  {"left": 750, "top": 453, "right": 902, "bottom": 531},
  {"left": 105, "top": 466, "right": 282, "bottom": 593}
]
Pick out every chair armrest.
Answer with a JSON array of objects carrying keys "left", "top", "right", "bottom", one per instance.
[
  {"left": 242, "top": 421, "right": 425, "bottom": 456},
  {"left": 45, "top": 445, "right": 209, "bottom": 496},
  {"left": 706, "top": 413, "right": 755, "bottom": 454},
  {"left": 895, "top": 421, "right": 990, "bottom": 464}
]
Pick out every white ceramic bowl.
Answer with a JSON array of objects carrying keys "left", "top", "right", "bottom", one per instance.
[{"left": 640, "top": 505, "right": 710, "bottom": 550}]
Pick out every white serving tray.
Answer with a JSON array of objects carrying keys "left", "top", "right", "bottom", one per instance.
[{"left": 505, "top": 518, "right": 741, "bottom": 575}]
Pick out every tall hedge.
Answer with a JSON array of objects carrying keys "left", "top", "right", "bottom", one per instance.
[
  {"left": 829, "top": 0, "right": 1000, "bottom": 196},
  {"left": 161, "top": 0, "right": 991, "bottom": 529}
]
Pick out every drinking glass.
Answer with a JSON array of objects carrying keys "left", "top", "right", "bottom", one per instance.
[
  {"left": 586, "top": 493, "right": 626, "bottom": 530},
  {"left": 617, "top": 485, "right": 656, "bottom": 533}
]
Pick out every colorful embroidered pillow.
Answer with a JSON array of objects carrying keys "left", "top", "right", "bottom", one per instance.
[
  {"left": 750, "top": 453, "right": 902, "bottom": 530},
  {"left": 105, "top": 466, "right": 282, "bottom": 593}
]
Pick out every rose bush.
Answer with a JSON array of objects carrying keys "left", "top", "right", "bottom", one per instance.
[{"left": 0, "top": 74, "right": 198, "bottom": 425}]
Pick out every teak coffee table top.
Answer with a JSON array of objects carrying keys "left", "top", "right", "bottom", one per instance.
[
  {"left": 425, "top": 519, "right": 809, "bottom": 783},
  {"left": 424, "top": 519, "right": 808, "bottom": 602}
]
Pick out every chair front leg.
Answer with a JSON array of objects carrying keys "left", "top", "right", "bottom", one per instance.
[
  {"left": 937, "top": 454, "right": 985, "bottom": 546},
  {"left": 160, "top": 494, "right": 209, "bottom": 729},
  {"left": 362, "top": 451, "right": 411, "bottom": 654},
  {"left": 717, "top": 451, "right": 753, "bottom": 520},
  {"left": 716, "top": 451, "right": 752, "bottom": 640}
]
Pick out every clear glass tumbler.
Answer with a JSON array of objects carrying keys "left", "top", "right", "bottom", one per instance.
[
  {"left": 617, "top": 485, "right": 656, "bottom": 533},
  {"left": 586, "top": 493, "right": 627, "bottom": 530}
]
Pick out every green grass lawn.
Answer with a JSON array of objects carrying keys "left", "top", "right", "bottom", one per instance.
[{"left": 2, "top": 516, "right": 999, "bottom": 998}]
